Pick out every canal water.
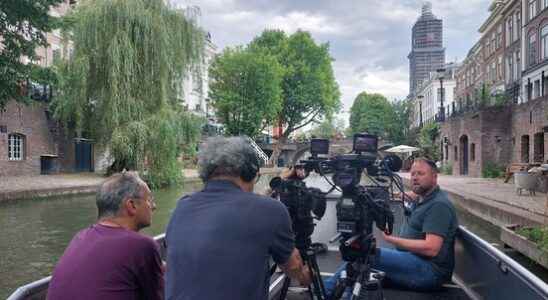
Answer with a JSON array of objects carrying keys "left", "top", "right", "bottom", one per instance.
[{"left": 1, "top": 175, "right": 548, "bottom": 298}]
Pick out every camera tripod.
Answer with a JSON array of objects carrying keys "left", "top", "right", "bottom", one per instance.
[
  {"left": 328, "top": 233, "right": 385, "bottom": 300},
  {"left": 271, "top": 239, "right": 328, "bottom": 300}
]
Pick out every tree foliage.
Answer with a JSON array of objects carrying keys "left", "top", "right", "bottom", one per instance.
[
  {"left": 0, "top": 0, "right": 64, "bottom": 108},
  {"left": 249, "top": 29, "right": 340, "bottom": 164},
  {"left": 209, "top": 47, "right": 283, "bottom": 138},
  {"left": 309, "top": 117, "right": 346, "bottom": 139},
  {"left": 52, "top": 0, "right": 204, "bottom": 187},
  {"left": 349, "top": 92, "right": 414, "bottom": 145},
  {"left": 418, "top": 122, "right": 440, "bottom": 160},
  {"left": 390, "top": 98, "right": 413, "bottom": 145},
  {"left": 349, "top": 92, "right": 396, "bottom": 138}
]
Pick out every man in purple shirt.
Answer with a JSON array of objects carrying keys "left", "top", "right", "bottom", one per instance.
[{"left": 47, "top": 171, "right": 164, "bottom": 300}]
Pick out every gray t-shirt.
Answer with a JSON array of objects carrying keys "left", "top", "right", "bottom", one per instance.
[
  {"left": 399, "top": 186, "right": 458, "bottom": 280},
  {"left": 165, "top": 180, "right": 294, "bottom": 300}
]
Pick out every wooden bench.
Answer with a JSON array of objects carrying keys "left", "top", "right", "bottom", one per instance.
[{"left": 504, "top": 163, "right": 530, "bottom": 183}]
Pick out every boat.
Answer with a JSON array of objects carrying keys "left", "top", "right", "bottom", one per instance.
[{"left": 8, "top": 199, "right": 548, "bottom": 300}]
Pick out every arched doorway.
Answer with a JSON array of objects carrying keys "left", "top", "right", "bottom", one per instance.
[{"left": 460, "top": 135, "right": 469, "bottom": 175}]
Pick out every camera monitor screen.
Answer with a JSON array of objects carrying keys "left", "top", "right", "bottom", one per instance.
[
  {"left": 310, "top": 139, "right": 329, "bottom": 155},
  {"left": 353, "top": 134, "right": 378, "bottom": 153}
]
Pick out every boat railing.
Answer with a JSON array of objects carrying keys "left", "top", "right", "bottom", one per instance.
[{"left": 8, "top": 227, "right": 548, "bottom": 300}]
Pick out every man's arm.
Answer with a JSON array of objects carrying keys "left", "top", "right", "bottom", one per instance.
[
  {"left": 279, "top": 248, "right": 312, "bottom": 286},
  {"left": 382, "top": 232, "right": 444, "bottom": 257},
  {"left": 137, "top": 239, "right": 165, "bottom": 300}
]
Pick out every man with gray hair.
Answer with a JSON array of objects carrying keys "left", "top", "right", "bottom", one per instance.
[
  {"left": 47, "top": 171, "right": 164, "bottom": 300},
  {"left": 165, "top": 136, "right": 311, "bottom": 300}
]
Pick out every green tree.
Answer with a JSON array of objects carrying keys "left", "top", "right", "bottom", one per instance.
[
  {"left": 418, "top": 122, "right": 440, "bottom": 160},
  {"left": 349, "top": 92, "right": 397, "bottom": 139},
  {"left": 390, "top": 98, "right": 413, "bottom": 145},
  {"left": 250, "top": 30, "right": 340, "bottom": 165},
  {"left": 209, "top": 47, "right": 283, "bottom": 138},
  {"left": 0, "top": 0, "right": 64, "bottom": 108},
  {"left": 309, "top": 117, "right": 345, "bottom": 139},
  {"left": 52, "top": 0, "right": 204, "bottom": 188}
]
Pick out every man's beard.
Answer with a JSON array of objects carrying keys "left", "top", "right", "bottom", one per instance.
[{"left": 412, "top": 184, "right": 431, "bottom": 195}]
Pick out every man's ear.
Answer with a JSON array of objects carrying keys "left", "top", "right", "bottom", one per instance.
[{"left": 124, "top": 198, "right": 138, "bottom": 216}]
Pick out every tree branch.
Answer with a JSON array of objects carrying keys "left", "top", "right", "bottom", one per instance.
[{"left": 283, "top": 109, "right": 321, "bottom": 136}]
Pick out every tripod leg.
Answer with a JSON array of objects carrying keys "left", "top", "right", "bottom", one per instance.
[
  {"left": 279, "top": 275, "right": 291, "bottom": 300},
  {"left": 306, "top": 252, "right": 327, "bottom": 299}
]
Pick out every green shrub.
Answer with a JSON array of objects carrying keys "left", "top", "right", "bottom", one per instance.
[
  {"left": 516, "top": 227, "right": 548, "bottom": 252},
  {"left": 440, "top": 163, "right": 452, "bottom": 175},
  {"left": 482, "top": 162, "right": 505, "bottom": 178}
]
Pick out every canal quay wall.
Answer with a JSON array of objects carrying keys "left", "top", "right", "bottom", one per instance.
[
  {"left": 0, "top": 168, "right": 283, "bottom": 202},
  {"left": 400, "top": 173, "right": 548, "bottom": 227}
]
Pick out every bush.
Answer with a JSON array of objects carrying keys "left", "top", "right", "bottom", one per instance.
[
  {"left": 482, "top": 162, "right": 505, "bottom": 178},
  {"left": 516, "top": 227, "right": 548, "bottom": 252},
  {"left": 440, "top": 163, "right": 452, "bottom": 175}
]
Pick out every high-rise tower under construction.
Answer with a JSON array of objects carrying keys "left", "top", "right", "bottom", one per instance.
[{"left": 408, "top": 2, "right": 445, "bottom": 98}]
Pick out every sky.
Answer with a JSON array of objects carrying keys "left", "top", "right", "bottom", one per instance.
[{"left": 173, "top": 0, "right": 491, "bottom": 122}]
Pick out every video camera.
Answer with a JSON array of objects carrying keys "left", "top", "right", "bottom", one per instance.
[
  {"left": 269, "top": 175, "right": 327, "bottom": 251},
  {"left": 300, "top": 133, "right": 403, "bottom": 261}
]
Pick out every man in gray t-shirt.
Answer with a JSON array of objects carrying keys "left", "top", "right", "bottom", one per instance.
[{"left": 165, "top": 136, "right": 311, "bottom": 300}]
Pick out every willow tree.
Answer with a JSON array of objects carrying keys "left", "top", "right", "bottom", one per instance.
[{"left": 52, "top": 0, "right": 205, "bottom": 187}]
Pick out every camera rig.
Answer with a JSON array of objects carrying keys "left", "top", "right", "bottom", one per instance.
[{"left": 299, "top": 133, "right": 406, "bottom": 300}]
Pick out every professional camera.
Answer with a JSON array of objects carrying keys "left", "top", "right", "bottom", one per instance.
[
  {"left": 269, "top": 169, "right": 329, "bottom": 300},
  {"left": 301, "top": 133, "right": 401, "bottom": 243},
  {"left": 300, "top": 133, "right": 404, "bottom": 300},
  {"left": 269, "top": 175, "right": 327, "bottom": 250}
]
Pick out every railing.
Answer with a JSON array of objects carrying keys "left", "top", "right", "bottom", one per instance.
[{"left": 248, "top": 138, "right": 269, "bottom": 165}]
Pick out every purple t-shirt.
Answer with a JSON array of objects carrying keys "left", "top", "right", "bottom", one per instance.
[{"left": 47, "top": 224, "right": 164, "bottom": 300}]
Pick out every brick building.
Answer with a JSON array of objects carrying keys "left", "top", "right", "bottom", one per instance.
[
  {"left": 479, "top": 1, "right": 509, "bottom": 99},
  {"left": 441, "top": 0, "right": 524, "bottom": 176},
  {"left": 0, "top": 0, "right": 86, "bottom": 177},
  {"left": 454, "top": 42, "right": 484, "bottom": 110}
]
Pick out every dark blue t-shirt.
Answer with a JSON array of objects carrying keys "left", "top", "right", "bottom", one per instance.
[
  {"left": 399, "top": 186, "right": 458, "bottom": 280},
  {"left": 165, "top": 180, "right": 294, "bottom": 300}
]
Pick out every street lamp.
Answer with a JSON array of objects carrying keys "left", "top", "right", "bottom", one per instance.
[
  {"left": 437, "top": 68, "right": 446, "bottom": 122},
  {"left": 417, "top": 94, "right": 424, "bottom": 128}
]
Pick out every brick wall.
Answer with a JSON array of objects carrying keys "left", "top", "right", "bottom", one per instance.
[
  {"left": 510, "top": 97, "right": 548, "bottom": 164},
  {"left": 440, "top": 106, "right": 512, "bottom": 177},
  {"left": 0, "top": 101, "right": 57, "bottom": 176}
]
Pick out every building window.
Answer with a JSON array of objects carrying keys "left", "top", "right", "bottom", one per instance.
[
  {"left": 471, "top": 143, "right": 476, "bottom": 161},
  {"left": 530, "top": 0, "right": 537, "bottom": 21},
  {"left": 507, "top": 17, "right": 514, "bottom": 46},
  {"left": 516, "top": 11, "right": 521, "bottom": 40},
  {"left": 535, "top": 79, "right": 541, "bottom": 98},
  {"left": 497, "top": 24, "right": 503, "bottom": 48},
  {"left": 544, "top": 0, "right": 548, "bottom": 10},
  {"left": 498, "top": 56, "right": 503, "bottom": 80},
  {"left": 516, "top": 50, "right": 521, "bottom": 79},
  {"left": 529, "top": 31, "right": 537, "bottom": 66},
  {"left": 491, "top": 32, "right": 496, "bottom": 53},
  {"left": 542, "top": 25, "right": 548, "bottom": 60},
  {"left": 507, "top": 55, "right": 514, "bottom": 83},
  {"left": 8, "top": 134, "right": 25, "bottom": 161},
  {"left": 454, "top": 146, "right": 458, "bottom": 161}
]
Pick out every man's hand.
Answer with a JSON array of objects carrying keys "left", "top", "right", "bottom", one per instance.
[
  {"left": 403, "top": 191, "right": 419, "bottom": 201},
  {"left": 280, "top": 249, "right": 312, "bottom": 286},
  {"left": 297, "top": 264, "right": 312, "bottom": 287}
]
